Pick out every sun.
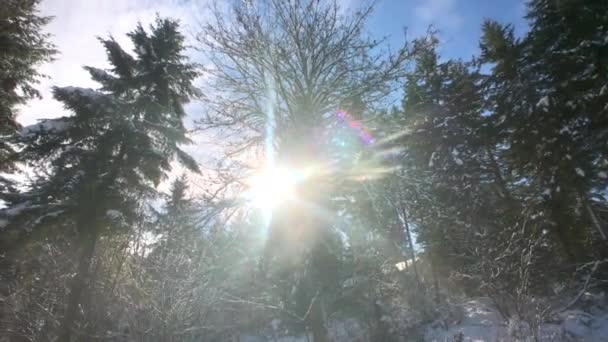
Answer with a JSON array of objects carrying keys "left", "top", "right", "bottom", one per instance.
[{"left": 245, "top": 166, "right": 299, "bottom": 211}]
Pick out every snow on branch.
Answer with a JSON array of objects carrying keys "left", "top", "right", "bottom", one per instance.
[{"left": 21, "top": 118, "right": 69, "bottom": 138}]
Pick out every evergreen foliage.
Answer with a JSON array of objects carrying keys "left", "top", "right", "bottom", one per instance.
[{"left": 0, "top": 0, "right": 55, "bottom": 184}]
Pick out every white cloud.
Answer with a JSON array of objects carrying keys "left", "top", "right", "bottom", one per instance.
[
  {"left": 17, "top": 0, "right": 206, "bottom": 125},
  {"left": 413, "top": 0, "right": 463, "bottom": 35}
]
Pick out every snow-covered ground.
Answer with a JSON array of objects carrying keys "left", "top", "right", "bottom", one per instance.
[
  {"left": 240, "top": 295, "right": 608, "bottom": 341},
  {"left": 425, "top": 297, "right": 608, "bottom": 341},
  {"left": 425, "top": 298, "right": 509, "bottom": 341}
]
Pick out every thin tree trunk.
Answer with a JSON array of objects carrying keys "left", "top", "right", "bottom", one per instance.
[
  {"left": 106, "top": 238, "right": 130, "bottom": 297},
  {"left": 308, "top": 298, "right": 328, "bottom": 342},
  {"left": 581, "top": 194, "right": 607, "bottom": 241},
  {"left": 548, "top": 194, "right": 580, "bottom": 262},
  {"left": 57, "top": 226, "right": 98, "bottom": 341},
  {"left": 398, "top": 202, "right": 421, "bottom": 287},
  {"left": 486, "top": 147, "right": 513, "bottom": 201},
  {"left": 57, "top": 139, "right": 124, "bottom": 341},
  {"left": 431, "top": 256, "right": 441, "bottom": 304}
]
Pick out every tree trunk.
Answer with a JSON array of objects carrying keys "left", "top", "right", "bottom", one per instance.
[
  {"left": 57, "top": 227, "right": 99, "bottom": 341},
  {"left": 431, "top": 256, "right": 441, "bottom": 304},
  {"left": 548, "top": 195, "right": 580, "bottom": 263},
  {"left": 398, "top": 202, "right": 421, "bottom": 288},
  {"left": 308, "top": 297, "right": 328, "bottom": 342},
  {"left": 581, "top": 193, "right": 607, "bottom": 241},
  {"left": 486, "top": 146, "right": 513, "bottom": 203}
]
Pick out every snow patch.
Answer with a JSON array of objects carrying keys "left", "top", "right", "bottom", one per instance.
[
  {"left": 106, "top": 209, "right": 125, "bottom": 221},
  {"left": 425, "top": 298, "right": 507, "bottom": 341},
  {"left": 239, "top": 334, "right": 311, "bottom": 342},
  {"left": 136, "top": 44, "right": 146, "bottom": 55},
  {"left": 87, "top": 67, "right": 111, "bottom": 80},
  {"left": 575, "top": 168, "right": 585, "bottom": 177},
  {"left": 425, "top": 297, "right": 608, "bottom": 341},
  {"left": 33, "top": 210, "right": 64, "bottom": 225},
  {"left": 60, "top": 86, "right": 103, "bottom": 100},
  {"left": 328, "top": 318, "right": 367, "bottom": 342},
  {"left": 271, "top": 319, "right": 280, "bottom": 332},
  {"left": 561, "top": 310, "right": 593, "bottom": 338},
  {"left": 2, "top": 201, "right": 32, "bottom": 217},
  {"left": 496, "top": 115, "right": 506, "bottom": 125},
  {"left": 0, "top": 201, "right": 37, "bottom": 229},
  {"left": 451, "top": 149, "right": 464, "bottom": 166},
  {"left": 21, "top": 119, "right": 69, "bottom": 137},
  {"left": 537, "top": 96, "right": 550, "bottom": 108},
  {"left": 559, "top": 126, "right": 571, "bottom": 135},
  {"left": 429, "top": 151, "right": 437, "bottom": 167}
]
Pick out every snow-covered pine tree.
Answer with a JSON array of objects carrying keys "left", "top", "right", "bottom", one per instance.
[
  {"left": 0, "top": 0, "right": 55, "bottom": 187},
  {"left": 0, "top": 17, "right": 200, "bottom": 341},
  {"left": 1, "top": 3, "right": 56, "bottom": 338},
  {"left": 480, "top": 0, "right": 608, "bottom": 262},
  {"left": 399, "top": 36, "right": 489, "bottom": 277}
]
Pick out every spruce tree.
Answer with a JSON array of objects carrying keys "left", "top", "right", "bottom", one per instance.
[{"left": 0, "top": 0, "right": 55, "bottom": 187}]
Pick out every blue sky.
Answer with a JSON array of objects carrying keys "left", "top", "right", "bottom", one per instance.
[
  {"left": 368, "top": 0, "right": 528, "bottom": 60},
  {"left": 20, "top": 0, "right": 529, "bottom": 126}
]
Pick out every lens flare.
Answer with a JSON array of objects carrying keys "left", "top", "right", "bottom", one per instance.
[{"left": 335, "top": 109, "right": 375, "bottom": 145}]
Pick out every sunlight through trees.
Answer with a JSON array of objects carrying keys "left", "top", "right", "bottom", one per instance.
[{"left": 1, "top": 0, "right": 608, "bottom": 341}]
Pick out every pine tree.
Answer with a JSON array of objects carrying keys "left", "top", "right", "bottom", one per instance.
[
  {"left": 0, "top": 17, "right": 200, "bottom": 340},
  {"left": 399, "top": 36, "right": 486, "bottom": 275},
  {"left": 480, "top": 0, "right": 608, "bottom": 262},
  {"left": 0, "top": 0, "right": 55, "bottom": 187}
]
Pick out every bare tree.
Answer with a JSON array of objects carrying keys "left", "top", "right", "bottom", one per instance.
[
  {"left": 196, "top": 0, "right": 409, "bottom": 161},
  {"left": 195, "top": 1, "right": 411, "bottom": 340}
]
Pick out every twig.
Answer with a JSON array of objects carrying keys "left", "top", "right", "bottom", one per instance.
[{"left": 559, "top": 260, "right": 600, "bottom": 312}]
